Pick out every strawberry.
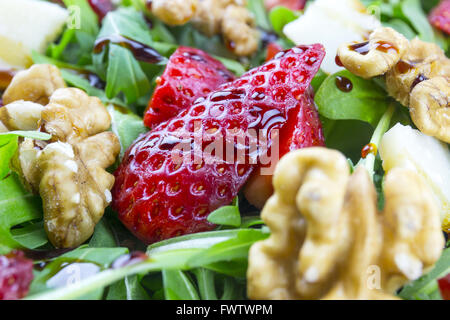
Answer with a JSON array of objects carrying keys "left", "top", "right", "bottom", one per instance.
[
  {"left": 0, "top": 251, "right": 33, "bottom": 300},
  {"left": 143, "top": 46, "right": 235, "bottom": 129},
  {"left": 438, "top": 273, "right": 450, "bottom": 300},
  {"left": 112, "top": 45, "right": 325, "bottom": 244},
  {"left": 265, "top": 0, "right": 307, "bottom": 11},
  {"left": 429, "top": 0, "right": 450, "bottom": 35},
  {"left": 266, "top": 42, "right": 284, "bottom": 62}
]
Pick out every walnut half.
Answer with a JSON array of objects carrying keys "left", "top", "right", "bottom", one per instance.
[
  {"left": 247, "top": 147, "right": 444, "bottom": 300},
  {"left": 3, "top": 65, "right": 120, "bottom": 248}
]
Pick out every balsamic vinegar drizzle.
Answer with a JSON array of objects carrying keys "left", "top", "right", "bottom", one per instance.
[
  {"left": 335, "top": 76, "right": 353, "bottom": 92},
  {"left": 94, "top": 34, "right": 164, "bottom": 64},
  {"left": 348, "top": 41, "right": 398, "bottom": 56}
]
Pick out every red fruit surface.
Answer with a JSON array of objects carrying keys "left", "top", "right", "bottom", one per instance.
[
  {"left": 266, "top": 42, "right": 284, "bottom": 62},
  {"left": 438, "top": 273, "right": 450, "bottom": 300},
  {"left": 429, "top": 0, "right": 450, "bottom": 35},
  {"left": 113, "top": 45, "right": 325, "bottom": 244},
  {"left": 0, "top": 251, "right": 33, "bottom": 300},
  {"left": 265, "top": 0, "right": 307, "bottom": 11},
  {"left": 144, "top": 47, "right": 235, "bottom": 129},
  {"left": 88, "top": 0, "right": 115, "bottom": 20}
]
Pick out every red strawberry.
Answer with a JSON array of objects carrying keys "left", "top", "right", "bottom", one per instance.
[
  {"left": 265, "top": 0, "right": 307, "bottom": 11},
  {"left": 0, "top": 251, "right": 33, "bottom": 300},
  {"left": 112, "top": 45, "right": 325, "bottom": 244},
  {"left": 266, "top": 42, "right": 284, "bottom": 62},
  {"left": 244, "top": 88, "right": 324, "bottom": 208},
  {"left": 438, "top": 273, "right": 450, "bottom": 300},
  {"left": 88, "top": 0, "right": 115, "bottom": 21},
  {"left": 143, "top": 47, "right": 235, "bottom": 129},
  {"left": 429, "top": 0, "right": 450, "bottom": 35}
]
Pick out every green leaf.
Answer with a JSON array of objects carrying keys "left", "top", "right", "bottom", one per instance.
[
  {"left": 0, "top": 174, "right": 43, "bottom": 254},
  {"left": 207, "top": 205, "right": 241, "bottom": 227},
  {"left": 398, "top": 247, "right": 450, "bottom": 300},
  {"left": 0, "top": 136, "right": 17, "bottom": 180},
  {"left": 311, "top": 69, "right": 328, "bottom": 92},
  {"left": 321, "top": 117, "right": 374, "bottom": 163},
  {"left": 401, "top": 0, "right": 434, "bottom": 42},
  {"left": 247, "top": 0, "right": 272, "bottom": 31},
  {"left": 107, "top": 105, "right": 148, "bottom": 159},
  {"left": 106, "top": 275, "right": 151, "bottom": 300},
  {"left": 60, "top": 69, "right": 127, "bottom": 107},
  {"left": 0, "top": 131, "right": 51, "bottom": 179},
  {"left": 194, "top": 268, "right": 218, "bottom": 300},
  {"left": 214, "top": 56, "right": 246, "bottom": 76},
  {"left": 63, "top": 0, "right": 99, "bottom": 36},
  {"left": 162, "top": 269, "right": 200, "bottom": 300},
  {"left": 315, "top": 70, "right": 390, "bottom": 127},
  {"left": 11, "top": 221, "right": 48, "bottom": 250},
  {"left": 269, "top": 6, "right": 300, "bottom": 34},
  {"left": 89, "top": 218, "right": 117, "bottom": 248},
  {"left": 383, "top": 19, "right": 417, "bottom": 40},
  {"left": 98, "top": 8, "right": 153, "bottom": 46},
  {"left": 105, "top": 44, "right": 151, "bottom": 104},
  {"left": 187, "top": 229, "right": 269, "bottom": 268}
]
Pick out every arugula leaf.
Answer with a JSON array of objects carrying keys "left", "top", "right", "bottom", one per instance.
[
  {"left": 162, "top": 269, "right": 200, "bottom": 300},
  {"left": 49, "top": 0, "right": 99, "bottom": 65},
  {"left": 383, "top": 19, "right": 417, "bottom": 40},
  {"left": 401, "top": 0, "right": 434, "bottom": 42},
  {"left": 10, "top": 221, "right": 48, "bottom": 250},
  {"left": 207, "top": 203, "right": 241, "bottom": 227},
  {"left": 247, "top": 0, "right": 272, "bottom": 31},
  {"left": 105, "top": 44, "right": 151, "bottom": 104},
  {"left": 399, "top": 248, "right": 450, "bottom": 300},
  {"left": 194, "top": 268, "right": 218, "bottom": 300},
  {"left": 0, "top": 131, "right": 51, "bottom": 180},
  {"left": 0, "top": 174, "right": 43, "bottom": 254},
  {"left": 269, "top": 6, "right": 300, "bottom": 34},
  {"left": 89, "top": 218, "right": 117, "bottom": 248},
  {"left": 187, "top": 229, "right": 269, "bottom": 268},
  {"left": 106, "top": 275, "right": 151, "bottom": 300},
  {"left": 315, "top": 70, "right": 390, "bottom": 127},
  {"left": 107, "top": 105, "right": 148, "bottom": 159}
]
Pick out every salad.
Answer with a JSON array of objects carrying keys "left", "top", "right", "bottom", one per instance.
[{"left": 0, "top": 0, "right": 449, "bottom": 301}]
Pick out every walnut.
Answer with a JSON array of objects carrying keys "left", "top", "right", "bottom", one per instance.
[
  {"left": 4, "top": 73, "right": 120, "bottom": 248},
  {"left": 0, "top": 100, "right": 44, "bottom": 131},
  {"left": 386, "top": 38, "right": 450, "bottom": 106},
  {"left": 337, "top": 27, "right": 409, "bottom": 79},
  {"left": 151, "top": 0, "right": 198, "bottom": 26},
  {"left": 222, "top": 5, "right": 259, "bottom": 56},
  {"left": 2, "top": 64, "right": 66, "bottom": 106},
  {"left": 337, "top": 28, "right": 450, "bottom": 143},
  {"left": 409, "top": 77, "right": 450, "bottom": 143},
  {"left": 247, "top": 147, "right": 444, "bottom": 300},
  {"left": 40, "top": 88, "right": 112, "bottom": 144},
  {"left": 150, "top": 0, "right": 259, "bottom": 56}
]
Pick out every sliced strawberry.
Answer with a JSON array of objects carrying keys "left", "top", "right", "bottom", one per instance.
[
  {"left": 0, "top": 251, "right": 33, "bottom": 300},
  {"left": 88, "top": 0, "right": 115, "bottom": 21},
  {"left": 438, "top": 273, "right": 450, "bottom": 300},
  {"left": 266, "top": 42, "right": 284, "bottom": 62},
  {"left": 429, "top": 0, "right": 450, "bottom": 35},
  {"left": 265, "top": 0, "right": 307, "bottom": 11},
  {"left": 143, "top": 47, "right": 235, "bottom": 129},
  {"left": 113, "top": 45, "right": 325, "bottom": 244}
]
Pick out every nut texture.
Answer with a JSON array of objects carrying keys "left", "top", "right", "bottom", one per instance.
[
  {"left": 247, "top": 147, "right": 444, "bottom": 300},
  {"left": 151, "top": 0, "right": 198, "bottom": 26},
  {"left": 2, "top": 64, "right": 66, "bottom": 105},
  {"left": 337, "top": 27, "right": 408, "bottom": 79}
]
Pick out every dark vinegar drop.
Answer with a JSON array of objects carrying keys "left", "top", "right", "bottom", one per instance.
[
  {"left": 335, "top": 55, "right": 344, "bottom": 67},
  {"left": 335, "top": 76, "right": 353, "bottom": 92},
  {"left": 349, "top": 41, "right": 370, "bottom": 55},
  {"left": 410, "top": 74, "right": 428, "bottom": 91},
  {"left": 395, "top": 60, "right": 415, "bottom": 74}
]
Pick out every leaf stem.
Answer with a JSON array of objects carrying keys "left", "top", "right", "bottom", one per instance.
[{"left": 358, "top": 102, "right": 396, "bottom": 178}]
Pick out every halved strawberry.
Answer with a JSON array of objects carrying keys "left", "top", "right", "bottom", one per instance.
[
  {"left": 438, "top": 273, "right": 450, "bottom": 300},
  {"left": 0, "top": 251, "right": 33, "bottom": 300},
  {"left": 265, "top": 0, "right": 307, "bottom": 11},
  {"left": 143, "top": 46, "right": 235, "bottom": 129},
  {"left": 429, "top": 0, "right": 450, "bottom": 35},
  {"left": 266, "top": 42, "right": 284, "bottom": 62},
  {"left": 112, "top": 45, "right": 325, "bottom": 244}
]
